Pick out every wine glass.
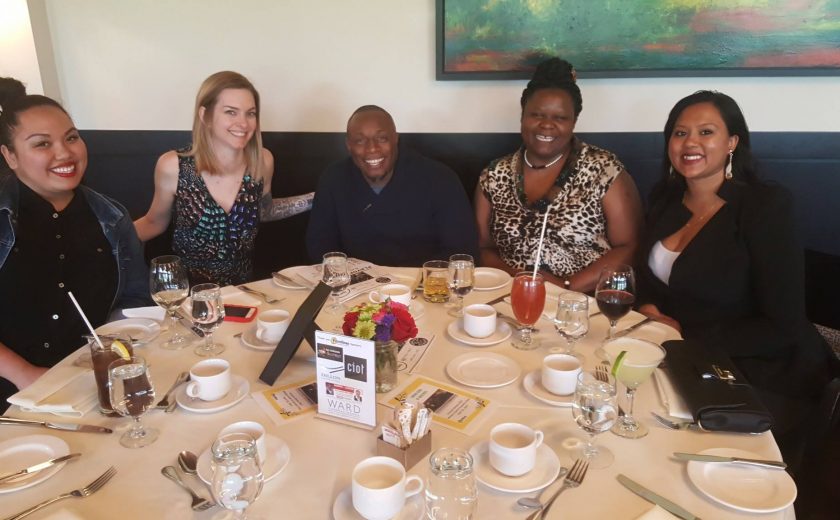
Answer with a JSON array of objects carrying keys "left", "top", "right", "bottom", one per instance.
[
  {"left": 322, "top": 252, "right": 351, "bottom": 315},
  {"left": 602, "top": 338, "right": 666, "bottom": 439},
  {"left": 571, "top": 370, "right": 617, "bottom": 469},
  {"left": 108, "top": 355, "right": 158, "bottom": 448},
  {"left": 447, "top": 254, "right": 475, "bottom": 317},
  {"left": 150, "top": 255, "right": 190, "bottom": 350},
  {"left": 191, "top": 283, "right": 225, "bottom": 357},
  {"left": 211, "top": 432, "right": 264, "bottom": 520},
  {"left": 551, "top": 293, "right": 589, "bottom": 359},
  {"left": 510, "top": 272, "right": 546, "bottom": 350},
  {"left": 594, "top": 265, "right": 636, "bottom": 359}
]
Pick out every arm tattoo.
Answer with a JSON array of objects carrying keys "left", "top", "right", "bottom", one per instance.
[{"left": 260, "top": 192, "right": 315, "bottom": 222}]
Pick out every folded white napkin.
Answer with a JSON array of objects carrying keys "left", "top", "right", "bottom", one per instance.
[
  {"left": 121, "top": 306, "right": 165, "bottom": 321},
  {"left": 635, "top": 505, "right": 679, "bottom": 519},
  {"left": 7, "top": 366, "right": 98, "bottom": 417},
  {"left": 655, "top": 368, "right": 693, "bottom": 420}
]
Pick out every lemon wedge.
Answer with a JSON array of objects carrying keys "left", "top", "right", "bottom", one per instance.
[
  {"left": 611, "top": 350, "right": 628, "bottom": 378},
  {"left": 110, "top": 339, "right": 131, "bottom": 360}
]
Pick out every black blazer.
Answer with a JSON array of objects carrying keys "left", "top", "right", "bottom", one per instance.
[{"left": 637, "top": 180, "right": 832, "bottom": 401}]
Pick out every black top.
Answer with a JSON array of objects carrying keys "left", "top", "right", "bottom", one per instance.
[
  {"left": 306, "top": 146, "right": 479, "bottom": 266},
  {"left": 0, "top": 183, "right": 117, "bottom": 370},
  {"left": 637, "top": 180, "right": 833, "bottom": 402}
]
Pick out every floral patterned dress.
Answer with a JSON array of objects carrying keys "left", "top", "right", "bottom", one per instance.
[{"left": 172, "top": 149, "right": 263, "bottom": 285}]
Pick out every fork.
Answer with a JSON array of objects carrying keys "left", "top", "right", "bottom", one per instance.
[
  {"left": 595, "top": 363, "right": 625, "bottom": 416},
  {"left": 525, "top": 459, "right": 588, "bottom": 520},
  {"left": 236, "top": 285, "right": 283, "bottom": 304},
  {"left": 651, "top": 411, "right": 698, "bottom": 431},
  {"left": 161, "top": 466, "right": 215, "bottom": 511},
  {"left": 6, "top": 466, "right": 116, "bottom": 520}
]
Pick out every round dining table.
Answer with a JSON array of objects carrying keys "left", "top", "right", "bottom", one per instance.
[{"left": 0, "top": 267, "right": 795, "bottom": 519}]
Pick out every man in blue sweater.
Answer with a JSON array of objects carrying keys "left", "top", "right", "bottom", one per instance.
[{"left": 306, "top": 105, "right": 479, "bottom": 266}]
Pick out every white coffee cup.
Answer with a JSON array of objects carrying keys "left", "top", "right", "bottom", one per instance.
[
  {"left": 369, "top": 284, "right": 412, "bottom": 307},
  {"left": 185, "top": 358, "right": 231, "bottom": 401},
  {"left": 351, "top": 456, "right": 423, "bottom": 520},
  {"left": 256, "top": 309, "right": 291, "bottom": 343},
  {"left": 462, "top": 304, "right": 497, "bottom": 338},
  {"left": 489, "top": 423, "right": 544, "bottom": 477},
  {"left": 219, "top": 421, "right": 267, "bottom": 464},
  {"left": 541, "top": 354, "right": 582, "bottom": 396}
]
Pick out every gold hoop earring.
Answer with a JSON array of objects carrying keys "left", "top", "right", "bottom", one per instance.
[{"left": 725, "top": 150, "right": 734, "bottom": 180}]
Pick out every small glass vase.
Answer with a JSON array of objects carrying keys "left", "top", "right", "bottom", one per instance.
[{"left": 375, "top": 340, "right": 399, "bottom": 393}]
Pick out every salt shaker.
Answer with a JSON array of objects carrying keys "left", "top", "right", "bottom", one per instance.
[{"left": 425, "top": 447, "right": 477, "bottom": 519}]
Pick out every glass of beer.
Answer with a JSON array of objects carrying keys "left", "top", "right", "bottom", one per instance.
[
  {"left": 87, "top": 334, "right": 133, "bottom": 416},
  {"left": 510, "top": 272, "right": 546, "bottom": 350},
  {"left": 423, "top": 260, "right": 450, "bottom": 303}
]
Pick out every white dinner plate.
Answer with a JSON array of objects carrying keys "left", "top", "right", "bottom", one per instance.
[
  {"left": 198, "top": 434, "right": 291, "bottom": 484},
  {"left": 447, "top": 320, "right": 512, "bottom": 347},
  {"left": 272, "top": 266, "right": 316, "bottom": 290},
  {"left": 175, "top": 374, "right": 250, "bottom": 413},
  {"left": 686, "top": 447, "right": 796, "bottom": 513},
  {"left": 522, "top": 371, "right": 573, "bottom": 407},
  {"left": 446, "top": 352, "right": 520, "bottom": 388},
  {"left": 473, "top": 267, "right": 511, "bottom": 291},
  {"left": 469, "top": 441, "right": 561, "bottom": 493},
  {"left": 96, "top": 318, "right": 161, "bottom": 344},
  {"left": 240, "top": 325, "right": 277, "bottom": 351},
  {"left": 0, "top": 435, "right": 70, "bottom": 494},
  {"left": 332, "top": 486, "right": 424, "bottom": 520}
]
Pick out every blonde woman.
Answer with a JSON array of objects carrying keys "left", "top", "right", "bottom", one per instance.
[{"left": 134, "top": 71, "right": 312, "bottom": 285}]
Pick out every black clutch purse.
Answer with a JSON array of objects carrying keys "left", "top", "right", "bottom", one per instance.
[{"left": 663, "top": 339, "right": 773, "bottom": 433}]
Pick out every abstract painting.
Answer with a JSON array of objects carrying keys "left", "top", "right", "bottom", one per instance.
[{"left": 437, "top": 0, "right": 840, "bottom": 79}]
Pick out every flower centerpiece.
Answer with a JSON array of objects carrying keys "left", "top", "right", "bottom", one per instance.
[{"left": 343, "top": 301, "right": 418, "bottom": 392}]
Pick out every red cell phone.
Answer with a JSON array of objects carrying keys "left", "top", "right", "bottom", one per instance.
[{"left": 223, "top": 304, "right": 257, "bottom": 323}]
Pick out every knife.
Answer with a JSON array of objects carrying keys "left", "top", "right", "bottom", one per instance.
[
  {"left": 292, "top": 273, "right": 316, "bottom": 289},
  {"left": 485, "top": 292, "right": 511, "bottom": 306},
  {"left": 155, "top": 371, "right": 189, "bottom": 410},
  {"left": 0, "top": 417, "right": 112, "bottom": 434},
  {"left": 173, "top": 309, "right": 205, "bottom": 338},
  {"left": 673, "top": 452, "right": 787, "bottom": 469},
  {"left": 613, "top": 317, "right": 653, "bottom": 338},
  {"left": 617, "top": 474, "right": 702, "bottom": 520},
  {"left": 0, "top": 452, "right": 81, "bottom": 483}
]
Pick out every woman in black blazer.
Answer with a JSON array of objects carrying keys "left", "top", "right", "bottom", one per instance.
[{"left": 636, "top": 91, "right": 834, "bottom": 465}]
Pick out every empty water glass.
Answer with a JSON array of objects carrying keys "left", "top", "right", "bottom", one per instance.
[{"left": 425, "top": 447, "right": 477, "bottom": 519}]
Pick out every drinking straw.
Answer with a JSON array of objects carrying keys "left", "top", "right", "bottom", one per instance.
[
  {"left": 67, "top": 291, "right": 104, "bottom": 348},
  {"left": 532, "top": 209, "right": 551, "bottom": 279}
]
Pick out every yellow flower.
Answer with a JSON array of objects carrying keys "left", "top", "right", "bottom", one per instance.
[{"left": 353, "top": 321, "right": 376, "bottom": 340}]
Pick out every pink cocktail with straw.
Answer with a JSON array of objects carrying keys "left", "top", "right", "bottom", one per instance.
[{"left": 510, "top": 210, "right": 551, "bottom": 350}]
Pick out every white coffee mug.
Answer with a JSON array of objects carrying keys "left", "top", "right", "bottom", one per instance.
[
  {"left": 185, "top": 358, "right": 231, "bottom": 401},
  {"left": 369, "top": 284, "right": 412, "bottom": 307},
  {"left": 219, "top": 421, "right": 267, "bottom": 464},
  {"left": 351, "top": 456, "right": 423, "bottom": 520},
  {"left": 256, "top": 309, "right": 291, "bottom": 343},
  {"left": 489, "top": 423, "right": 544, "bottom": 477},
  {"left": 541, "top": 354, "right": 582, "bottom": 396},
  {"left": 462, "top": 304, "right": 497, "bottom": 338}
]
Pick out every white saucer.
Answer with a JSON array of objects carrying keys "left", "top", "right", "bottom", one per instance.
[
  {"left": 447, "top": 320, "right": 512, "bottom": 347},
  {"left": 272, "top": 266, "right": 315, "bottom": 290},
  {"left": 0, "top": 435, "right": 70, "bottom": 494},
  {"left": 473, "top": 267, "right": 512, "bottom": 291},
  {"left": 446, "top": 352, "right": 520, "bottom": 388},
  {"left": 175, "top": 374, "right": 250, "bottom": 413},
  {"left": 240, "top": 325, "right": 278, "bottom": 351},
  {"left": 522, "top": 371, "right": 573, "bottom": 407},
  {"left": 96, "top": 318, "right": 161, "bottom": 344},
  {"left": 469, "top": 441, "right": 561, "bottom": 493},
  {"left": 332, "top": 486, "right": 424, "bottom": 520},
  {"left": 686, "top": 448, "right": 796, "bottom": 513},
  {"left": 408, "top": 300, "right": 425, "bottom": 319},
  {"left": 197, "top": 433, "right": 291, "bottom": 485}
]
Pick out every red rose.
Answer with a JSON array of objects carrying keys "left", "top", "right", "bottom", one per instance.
[
  {"left": 390, "top": 306, "right": 418, "bottom": 343},
  {"left": 342, "top": 312, "right": 359, "bottom": 336}
]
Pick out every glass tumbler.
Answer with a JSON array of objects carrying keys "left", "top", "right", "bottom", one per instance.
[{"left": 425, "top": 447, "right": 477, "bottom": 519}]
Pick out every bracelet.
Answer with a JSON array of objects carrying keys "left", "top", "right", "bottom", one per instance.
[{"left": 563, "top": 278, "right": 571, "bottom": 289}]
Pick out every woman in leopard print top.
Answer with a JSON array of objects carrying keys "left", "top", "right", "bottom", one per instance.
[{"left": 475, "top": 58, "right": 642, "bottom": 293}]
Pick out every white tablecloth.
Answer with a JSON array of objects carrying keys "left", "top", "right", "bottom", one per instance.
[{"left": 0, "top": 268, "right": 795, "bottom": 519}]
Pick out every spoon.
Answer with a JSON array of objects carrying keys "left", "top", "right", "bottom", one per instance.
[
  {"left": 517, "top": 467, "right": 568, "bottom": 509},
  {"left": 178, "top": 450, "right": 199, "bottom": 475}
]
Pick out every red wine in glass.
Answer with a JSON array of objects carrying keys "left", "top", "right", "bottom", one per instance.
[
  {"left": 594, "top": 266, "right": 636, "bottom": 359},
  {"left": 596, "top": 290, "right": 635, "bottom": 322}
]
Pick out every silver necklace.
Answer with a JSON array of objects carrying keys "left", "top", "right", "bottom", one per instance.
[{"left": 523, "top": 150, "right": 564, "bottom": 169}]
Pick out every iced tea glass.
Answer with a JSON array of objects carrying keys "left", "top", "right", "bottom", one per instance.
[
  {"left": 87, "top": 334, "right": 133, "bottom": 416},
  {"left": 510, "top": 272, "right": 546, "bottom": 350}
]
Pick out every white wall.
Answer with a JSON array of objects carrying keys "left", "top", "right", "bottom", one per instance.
[
  {"left": 0, "top": 0, "right": 44, "bottom": 94},
  {"left": 28, "top": 0, "right": 840, "bottom": 133}
]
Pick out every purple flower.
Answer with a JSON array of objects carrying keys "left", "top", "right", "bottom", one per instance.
[
  {"left": 374, "top": 324, "right": 392, "bottom": 342},
  {"left": 376, "top": 313, "right": 396, "bottom": 328}
]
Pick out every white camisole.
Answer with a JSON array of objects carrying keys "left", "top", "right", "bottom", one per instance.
[{"left": 648, "top": 240, "right": 680, "bottom": 285}]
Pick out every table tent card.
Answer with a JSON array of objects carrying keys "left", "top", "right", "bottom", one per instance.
[
  {"left": 314, "top": 331, "right": 377, "bottom": 429},
  {"left": 252, "top": 378, "right": 318, "bottom": 425}
]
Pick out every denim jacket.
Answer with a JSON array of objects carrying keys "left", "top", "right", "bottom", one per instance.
[{"left": 0, "top": 173, "right": 150, "bottom": 312}]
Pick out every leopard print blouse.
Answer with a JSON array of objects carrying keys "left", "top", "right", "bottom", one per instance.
[{"left": 479, "top": 139, "right": 624, "bottom": 277}]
